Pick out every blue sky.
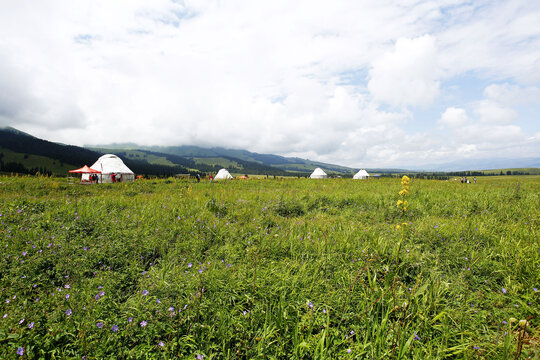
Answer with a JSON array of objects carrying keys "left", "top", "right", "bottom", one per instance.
[{"left": 0, "top": 0, "right": 538, "bottom": 167}]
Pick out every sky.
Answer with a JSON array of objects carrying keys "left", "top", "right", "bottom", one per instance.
[{"left": 0, "top": 0, "right": 539, "bottom": 168}]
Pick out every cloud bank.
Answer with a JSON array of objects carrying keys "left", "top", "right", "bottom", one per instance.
[{"left": 0, "top": 0, "right": 538, "bottom": 167}]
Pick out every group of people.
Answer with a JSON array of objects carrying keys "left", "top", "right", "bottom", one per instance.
[{"left": 460, "top": 177, "right": 476, "bottom": 184}]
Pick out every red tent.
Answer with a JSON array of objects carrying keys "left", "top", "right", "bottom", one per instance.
[{"left": 69, "top": 165, "right": 101, "bottom": 174}]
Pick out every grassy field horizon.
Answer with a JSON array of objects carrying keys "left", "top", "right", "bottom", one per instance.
[{"left": 0, "top": 175, "right": 538, "bottom": 359}]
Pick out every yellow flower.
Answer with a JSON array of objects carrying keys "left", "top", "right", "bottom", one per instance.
[
  {"left": 399, "top": 189, "right": 409, "bottom": 196},
  {"left": 397, "top": 200, "right": 403, "bottom": 206}
]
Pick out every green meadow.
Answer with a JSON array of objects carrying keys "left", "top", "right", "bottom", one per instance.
[{"left": 0, "top": 175, "right": 538, "bottom": 359}]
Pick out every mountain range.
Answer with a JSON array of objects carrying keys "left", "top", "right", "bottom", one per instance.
[{"left": 1, "top": 127, "right": 538, "bottom": 176}]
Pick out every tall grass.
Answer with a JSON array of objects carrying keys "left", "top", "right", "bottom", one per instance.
[{"left": 0, "top": 175, "right": 538, "bottom": 358}]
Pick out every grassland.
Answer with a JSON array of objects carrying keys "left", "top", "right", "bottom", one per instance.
[{"left": 0, "top": 175, "right": 538, "bottom": 359}]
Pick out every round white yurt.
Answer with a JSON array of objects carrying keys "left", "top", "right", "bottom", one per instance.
[
  {"left": 89, "top": 154, "right": 135, "bottom": 183},
  {"left": 310, "top": 168, "right": 328, "bottom": 179},
  {"left": 353, "top": 169, "right": 370, "bottom": 180},
  {"left": 214, "top": 168, "right": 233, "bottom": 180}
]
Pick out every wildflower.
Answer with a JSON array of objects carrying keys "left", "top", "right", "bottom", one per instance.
[
  {"left": 308, "top": 302, "right": 313, "bottom": 309},
  {"left": 197, "top": 355, "right": 204, "bottom": 360},
  {"left": 112, "top": 325, "right": 118, "bottom": 332},
  {"left": 140, "top": 320, "right": 147, "bottom": 327},
  {"left": 17, "top": 347, "right": 24, "bottom": 356},
  {"left": 198, "top": 268, "right": 203, "bottom": 274},
  {"left": 28, "top": 322, "right": 34, "bottom": 329},
  {"left": 156, "top": 298, "right": 161, "bottom": 304},
  {"left": 97, "top": 322, "right": 103, "bottom": 328},
  {"left": 66, "top": 294, "right": 70, "bottom": 300},
  {"left": 414, "top": 332, "right": 420, "bottom": 341},
  {"left": 2, "top": 314, "right": 6, "bottom": 318},
  {"left": 519, "top": 320, "right": 529, "bottom": 329},
  {"left": 158, "top": 341, "right": 164, "bottom": 347},
  {"left": 19, "top": 318, "right": 25, "bottom": 325},
  {"left": 64, "top": 284, "right": 70, "bottom": 289},
  {"left": 142, "top": 290, "right": 149, "bottom": 296},
  {"left": 347, "top": 348, "right": 351, "bottom": 354},
  {"left": 502, "top": 288, "right": 507, "bottom": 294},
  {"left": 534, "top": 287, "right": 538, "bottom": 292},
  {"left": 188, "top": 263, "right": 193, "bottom": 268},
  {"left": 128, "top": 317, "right": 133, "bottom": 322},
  {"left": 168, "top": 307, "right": 174, "bottom": 312}
]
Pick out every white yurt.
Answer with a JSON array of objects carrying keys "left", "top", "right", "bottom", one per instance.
[
  {"left": 89, "top": 154, "right": 135, "bottom": 183},
  {"left": 353, "top": 169, "right": 370, "bottom": 180},
  {"left": 310, "top": 168, "right": 328, "bottom": 179},
  {"left": 214, "top": 168, "right": 233, "bottom": 180}
]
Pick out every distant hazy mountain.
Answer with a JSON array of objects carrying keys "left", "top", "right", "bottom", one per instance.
[{"left": 408, "top": 158, "right": 540, "bottom": 172}]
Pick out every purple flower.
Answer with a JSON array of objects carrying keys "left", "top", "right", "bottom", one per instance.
[
  {"left": 414, "top": 332, "right": 420, "bottom": 341},
  {"left": 198, "top": 268, "right": 203, "bottom": 274},
  {"left": 188, "top": 263, "right": 193, "bottom": 268},
  {"left": 2, "top": 313, "right": 7, "bottom": 318},
  {"left": 64, "top": 284, "right": 70, "bottom": 289},
  {"left": 112, "top": 325, "right": 118, "bottom": 332},
  {"left": 128, "top": 317, "right": 133, "bottom": 322},
  {"left": 66, "top": 309, "right": 72, "bottom": 316},
  {"left": 83, "top": 247, "right": 87, "bottom": 251},
  {"left": 142, "top": 290, "right": 149, "bottom": 296},
  {"left": 95, "top": 294, "right": 100, "bottom": 300},
  {"left": 308, "top": 302, "right": 313, "bottom": 309},
  {"left": 19, "top": 318, "right": 25, "bottom": 325},
  {"left": 347, "top": 349, "right": 351, "bottom": 354},
  {"left": 28, "top": 322, "right": 34, "bottom": 329},
  {"left": 197, "top": 355, "right": 204, "bottom": 360},
  {"left": 502, "top": 288, "right": 507, "bottom": 294},
  {"left": 473, "top": 346, "right": 481, "bottom": 350},
  {"left": 66, "top": 294, "right": 70, "bottom": 300},
  {"left": 22, "top": 251, "right": 27, "bottom": 256},
  {"left": 99, "top": 291, "right": 105, "bottom": 297},
  {"left": 502, "top": 320, "right": 507, "bottom": 324},
  {"left": 97, "top": 322, "right": 103, "bottom": 328},
  {"left": 168, "top": 307, "right": 174, "bottom": 312},
  {"left": 158, "top": 341, "right": 164, "bottom": 347},
  {"left": 156, "top": 298, "right": 161, "bottom": 304},
  {"left": 534, "top": 287, "right": 538, "bottom": 292},
  {"left": 17, "top": 347, "right": 24, "bottom": 356},
  {"left": 140, "top": 320, "right": 147, "bottom": 327}
]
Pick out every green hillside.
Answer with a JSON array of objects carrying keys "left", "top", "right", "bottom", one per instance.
[{"left": 0, "top": 147, "right": 78, "bottom": 175}]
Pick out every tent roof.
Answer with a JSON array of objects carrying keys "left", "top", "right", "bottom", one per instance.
[
  {"left": 215, "top": 168, "right": 233, "bottom": 179},
  {"left": 90, "top": 154, "right": 133, "bottom": 174},
  {"left": 310, "top": 168, "right": 327, "bottom": 176},
  {"left": 69, "top": 165, "right": 101, "bottom": 174}
]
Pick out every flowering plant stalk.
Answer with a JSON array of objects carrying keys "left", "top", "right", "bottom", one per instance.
[{"left": 395, "top": 176, "right": 410, "bottom": 266}]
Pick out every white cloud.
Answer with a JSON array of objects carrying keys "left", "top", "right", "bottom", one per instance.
[
  {"left": 484, "top": 83, "right": 540, "bottom": 106},
  {"left": 439, "top": 107, "right": 469, "bottom": 128},
  {"left": 368, "top": 35, "right": 441, "bottom": 108}
]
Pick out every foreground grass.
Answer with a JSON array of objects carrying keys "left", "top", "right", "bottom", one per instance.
[{"left": 0, "top": 175, "right": 538, "bottom": 359}]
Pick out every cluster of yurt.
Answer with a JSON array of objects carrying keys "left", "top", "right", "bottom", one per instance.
[
  {"left": 74, "top": 154, "right": 135, "bottom": 183},
  {"left": 309, "top": 167, "right": 370, "bottom": 179}
]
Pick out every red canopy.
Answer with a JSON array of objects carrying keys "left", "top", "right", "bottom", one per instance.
[{"left": 69, "top": 165, "right": 101, "bottom": 174}]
